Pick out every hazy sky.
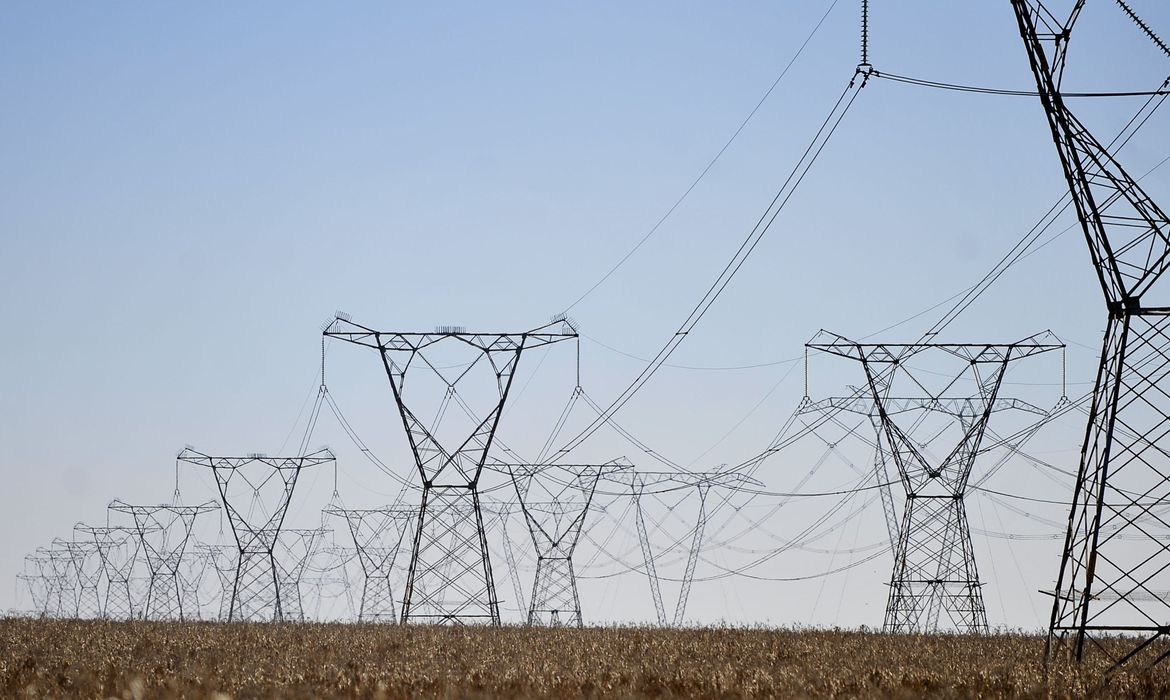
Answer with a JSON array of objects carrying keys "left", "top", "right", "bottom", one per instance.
[{"left": 2, "top": 1, "right": 1169, "bottom": 627}]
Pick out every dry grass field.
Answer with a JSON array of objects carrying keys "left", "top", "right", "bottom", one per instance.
[{"left": 2, "top": 618, "right": 1170, "bottom": 698}]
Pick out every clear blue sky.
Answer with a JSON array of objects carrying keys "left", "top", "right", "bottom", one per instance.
[{"left": 2, "top": 1, "right": 1168, "bottom": 626}]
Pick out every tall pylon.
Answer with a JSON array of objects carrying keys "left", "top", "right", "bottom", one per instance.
[
  {"left": 806, "top": 331, "right": 1063, "bottom": 633},
  {"left": 325, "top": 506, "right": 415, "bottom": 622},
  {"left": 178, "top": 448, "right": 334, "bottom": 622},
  {"left": 325, "top": 315, "right": 578, "bottom": 625},
  {"left": 1010, "top": 0, "right": 1170, "bottom": 670},
  {"left": 109, "top": 499, "right": 218, "bottom": 620},
  {"left": 503, "top": 459, "right": 632, "bottom": 626}
]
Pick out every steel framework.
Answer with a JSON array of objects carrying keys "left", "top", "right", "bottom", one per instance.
[
  {"left": 325, "top": 315, "right": 578, "bottom": 625},
  {"left": 1010, "top": 0, "right": 1170, "bottom": 669},
  {"left": 504, "top": 460, "right": 631, "bottom": 626},
  {"left": 196, "top": 543, "right": 237, "bottom": 621},
  {"left": 275, "top": 527, "right": 330, "bottom": 622},
  {"left": 77, "top": 524, "right": 144, "bottom": 619},
  {"left": 807, "top": 332, "right": 1062, "bottom": 633},
  {"left": 109, "top": 499, "right": 218, "bottom": 620},
  {"left": 20, "top": 555, "right": 56, "bottom": 617},
  {"left": 36, "top": 546, "right": 77, "bottom": 617},
  {"left": 56, "top": 534, "right": 103, "bottom": 618},
  {"left": 325, "top": 506, "right": 415, "bottom": 622},
  {"left": 608, "top": 470, "right": 763, "bottom": 626},
  {"left": 177, "top": 448, "right": 334, "bottom": 622}
]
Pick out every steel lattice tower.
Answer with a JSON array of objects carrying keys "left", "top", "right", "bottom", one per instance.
[
  {"left": 178, "top": 448, "right": 333, "bottom": 622},
  {"left": 807, "top": 332, "right": 1063, "bottom": 633},
  {"left": 77, "top": 524, "right": 144, "bottom": 619},
  {"left": 196, "top": 543, "right": 237, "bottom": 621},
  {"left": 20, "top": 555, "right": 55, "bottom": 617},
  {"left": 275, "top": 527, "right": 330, "bottom": 622},
  {"left": 504, "top": 460, "right": 631, "bottom": 626},
  {"left": 109, "top": 499, "right": 218, "bottom": 620},
  {"left": 1010, "top": 0, "right": 1170, "bottom": 669},
  {"left": 325, "top": 315, "right": 578, "bottom": 625},
  {"left": 37, "top": 546, "right": 77, "bottom": 617},
  {"left": 608, "top": 471, "right": 762, "bottom": 626},
  {"left": 325, "top": 506, "right": 415, "bottom": 623},
  {"left": 57, "top": 534, "right": 103, "bottom": 618}
]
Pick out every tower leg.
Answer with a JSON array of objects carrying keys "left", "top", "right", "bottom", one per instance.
[
  {"left": 529, "top": 558, "right": 581, "bottom": 627},
  {"left": 885, "top": 495, "right": 987, "bottom": 633},
  {"left": 401, "top": 485, "right": 499, "bottom": 624}
]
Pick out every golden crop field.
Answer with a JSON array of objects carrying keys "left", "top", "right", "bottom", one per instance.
[{"left": 3, "top": 618, "right": 1170, "bottom": 699}]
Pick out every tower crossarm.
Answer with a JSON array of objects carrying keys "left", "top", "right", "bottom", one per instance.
[
  {"left": 601, "top": 469, "right": 765, "bottom": 493},
  {"left": 807, "top": 330, "right": 1064, "bottom": 364},
  {"left": 323, "top": 317, "right": 579, "bottom": 354},
  {"left": 800, "top": 396, "right": 1049, "bottom": 418}
]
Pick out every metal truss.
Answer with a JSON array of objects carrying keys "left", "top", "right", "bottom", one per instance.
[
  {"left": 275, "top": 527, "right": 330, "bottom": 622},
  {"left": 109, "top": 499, "right": 218, "bottom": 620},
  {"left": 16, "top": 573, "right": 49, "bottom": 617},
  {"left": 20, "top": 555, "right": 55, "bottom": 617},
  {"left": 77, "top": 524, "right": 144, "bottom": 619},
  {"left": 325, "top": 506, "right": 415, "bottom": 623},
  {"left": 503, "top": 460, "right": 631, "bottom": 627},
  {"left": 807, "top": 332, "right": 1062, "bottom": 633},
  {"left": 607, "top": 470, "right": 763, "bottom": 626},
  {"left": 56, "top": 534, "right": 103, "bottom": 618},
  {"left": 319, "top": 546, "right": 362, "bottom": 622},
  {"left": 196, "top": 543, "right": 237, "bottom": 621},
  {"left": 177, "top": 447, "right": 333, "bottom": 622},
  {"left": 36, "top": 546, "right": 78, "bottom": 617},
  {"left": 325, "top": 315, "right": 578, "bottom": 625},
  {"left": 1011, "top": 0, "right": 1170, "bottom": 670},
  {"left": 178, "top": 546, "right": 215, "bottom": 620}
]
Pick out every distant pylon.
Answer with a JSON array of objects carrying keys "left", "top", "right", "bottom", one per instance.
[
  {"left": 503, "top": 460, "right": 631, "bottom": 626},
  {"left": 325, "top": 315, "right": 579, "bottom": 624},
  {"left": 37, "top": 546, "right": 77, "bottom": 617},
  {"left": 806, "top": 331, "right": 1063, "bottom": 633},
  {"left": 178, "top": 448, "right": 334, "bottom": 622},
  {"left": 275, "top": 527, "right": 329, "bottom": 623},
  {"left": 109, "top": 499, "right": 218, "bottom": 620},
  {"left": 325, "top": 506, "right": 415, "bottom": 623},
  {"left": 57, "top": 534, "right": 103, "bottom": 618},
  {"left": 608, "top": 470, "right": 763, "bottom": 626},
  {"left": 77, "top": 524, "right": 144, "bottom": 619}
]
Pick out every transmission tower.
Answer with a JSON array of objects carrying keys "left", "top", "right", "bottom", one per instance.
[
  {"left": 1010, "top": 0, "right": 1170, "bottom": 669},
  {"left": 77, "top": 524, "right": 144, "bottom": 619},
  {"left": 319, "top": 546, "right": 362, "bottom": 622},
  {"left": 325, "top": 506, "right": 415, "bottom": 622},
  {"left": 605, "top": 470, "right": 763, "bottom": 626},
  {"left": 275, "top": 527, "right": 330, "bottom": 622},
  {"left": 325, "top": 315, "right": 578, "bottom": 625},
  {"left": 195, "top": 543, "right": 237, "bottom": 621},
  {"left": 502, "top": 460, "right": 631, "bottom": 626},
  {"left": 20, "top": 555, "right": 55, "bottom": 617},
  {"left": 177, "top": 447, "right": 333, "bottom": 622},
  {"left": 806, "top": 331, "right": 1062, "bottom": 633},
  {"left": 109, "top": 499, "right": 218, "bottom": 620},
  {"left": 178, "top": 546, "right": 216, "bottom": 620},
  {"left": 36, "top": 546, "right": 77, "bottom": 617},
  {"left": 56, "top": 535, "right": 103, "bottom": 618}
]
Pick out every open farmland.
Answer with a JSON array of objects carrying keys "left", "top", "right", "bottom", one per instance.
[{"left": 2, "top": 618, "right": 1169, "bottom": 699}]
